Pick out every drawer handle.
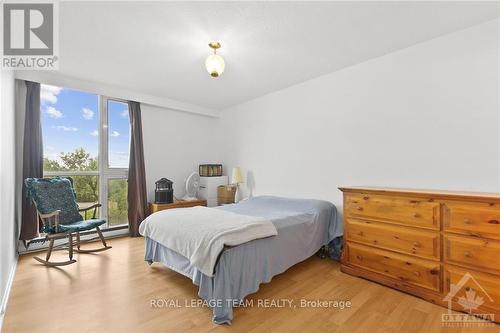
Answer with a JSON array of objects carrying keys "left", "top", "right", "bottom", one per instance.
[
  {"left": 464, "top": 251, "right": 472, "bottom": 258},
  {"left": 357, "top": 231, "right": 364, "bottom": 236},
  {"left": 355, "top": 255, "right": 363, "bottom": 261},
  {"left": 488, "top": 219, "right": 500, "bottom": 225},
  {"left": 413, "top": 271, "right": 421, "bottom": 277},
  {"left": 430, "top": 268, "right": 439, "bottom": 275},
  {"left": 363, "top": 196, "right": 369, "bottom": 200},
  {"left": 413, "top": 213, "right": 421, "bottom": 218},
  {"left": 413, "top": 241, "right": 421, "bottom": 248},
  {"left": 464, "top": 219, "right": 472, "bottom": 225},
  {"left": 357, "top": 207, "right": 364, "bottom": 211}
]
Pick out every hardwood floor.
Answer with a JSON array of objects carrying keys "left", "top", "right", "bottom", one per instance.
[{"left": 3, "top": 237, "right": 499, "bottom": 333}]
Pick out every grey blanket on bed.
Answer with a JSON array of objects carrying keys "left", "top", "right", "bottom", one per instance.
[{"left": 144, "top": 195, "right": 342, "bottom": 324}]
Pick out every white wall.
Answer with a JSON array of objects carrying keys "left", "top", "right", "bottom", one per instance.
[
  {"left": 0, "top": 70, "right": 18, "bottom": 324},
  {"left": 219, "top": 19, "right": 500, "bottom": 208},
  {"left": 141, "top": 105, "right": 222, "bottom": 201}
]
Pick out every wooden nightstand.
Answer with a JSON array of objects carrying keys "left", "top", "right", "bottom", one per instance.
[{"left": 149, "top": 199, "right": 207, "bottom": 215}]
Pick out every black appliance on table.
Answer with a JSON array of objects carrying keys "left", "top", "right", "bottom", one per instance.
[{"left": 155, "top": 178, "right": 174, "bottom": 204}]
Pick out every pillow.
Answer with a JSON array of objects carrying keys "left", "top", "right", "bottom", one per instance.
[{"left": 26, "top": 177, "right": 83, "bottom": 227}]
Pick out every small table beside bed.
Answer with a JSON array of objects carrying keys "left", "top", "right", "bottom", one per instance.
[{"left": 139, "top": 195, "right": 343, "bottom": 324}]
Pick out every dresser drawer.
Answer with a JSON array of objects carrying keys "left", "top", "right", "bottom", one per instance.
[
  {"left": 444, "top": 202, "right": 500, "bottom": 240},
  {"left": 347, "top": 243, "right": 440, "bottom": 291},
  {"left": 345, "top": 193, "right": 440, "bottom": 230},
  {"left": 444, "top": 235, "right": 500, "bottom": 273},
  {"left": 444, "top": 265, "right": 500, "bottom": 312},
  {"left": 346, "top": 218, "right": 440, "bottom": 260}
]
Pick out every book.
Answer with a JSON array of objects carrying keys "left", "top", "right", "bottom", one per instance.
[{"left": 199, "top": 164, "right": 223, "bottom": 177}]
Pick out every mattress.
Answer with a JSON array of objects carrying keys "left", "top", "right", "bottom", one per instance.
[{"left": 144, "top": 195, "right": 342, "bottom": 324}]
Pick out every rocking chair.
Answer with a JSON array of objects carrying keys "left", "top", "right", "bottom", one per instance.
[{"left": 25, "top": 177, "right": 112, "bottom": 266}]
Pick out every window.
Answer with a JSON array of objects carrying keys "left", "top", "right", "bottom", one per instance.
[
  {"left": 41, "top": 84, "right": 130, "bottom": 229},
  {"left": 99, "top": 98, "right": 130, "bottom": 226}
]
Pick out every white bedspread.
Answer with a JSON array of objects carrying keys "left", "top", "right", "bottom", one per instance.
[{"left": 139, "top": 206, "right": 277, "bottom": 276}]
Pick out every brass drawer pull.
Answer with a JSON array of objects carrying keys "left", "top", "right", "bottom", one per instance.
[
  {"left": 413, "top": 213, "right": 421, "bottom": 218},
  {"left": 464, "top": 219, "right": 472, "bottom": 224},
  {"left": 413, "top": 242, "right": 421, "bottom": 248},
  {"left": 488, "top": 219, "right": 500, "bottom": 225},
  {"left": 357, "top": 207, "right": 364, "bottom": 211},
  {"left": 464, "top": 251, "right": 472, "bottom": 258},
  {"left": 357, "top": 231, "right": 364, "bottom": 236},
  {"left": 363, "top": 195, "right": 369, "bottom": 200},
  {"left": 413, "top": 271, "right": 421, "bottom": 277},
  {"left": 355, "top": 255, "right": 363, "bottom": 261}
]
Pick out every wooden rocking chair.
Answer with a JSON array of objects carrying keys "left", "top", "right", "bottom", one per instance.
[{"left": 25, "top": 177, "right": 112, "bottom": 266}]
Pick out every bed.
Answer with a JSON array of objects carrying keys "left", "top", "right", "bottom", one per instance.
[{"left": 141, "top": 195, "right": 342, "bottom": 324}]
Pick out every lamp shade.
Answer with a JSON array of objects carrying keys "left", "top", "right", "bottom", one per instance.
[
  {"left": 231, "top": 167, "right": 243, "bottom": 184},
  {"left": 205, "top": 54, "right": 225, "bottom": 77}
]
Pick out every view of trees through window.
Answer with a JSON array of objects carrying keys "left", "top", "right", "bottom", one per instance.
[
  {"left": 108, "top": 179, "right": 128, "bottom": 226},
  {"left": 41, "top": 84, "right": 130, "bottom": 227}
]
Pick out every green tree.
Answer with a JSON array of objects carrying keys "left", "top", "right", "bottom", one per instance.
[
  {"left": 44, "top": 148, "right": 99, "bottom": 202},
  {"left": 60, "top": 148, "right": 97, "bottom": 171},
  {"left": 108, "top": 179, "right": 128, "bottom": 226},
  {"left": 43, "top": 158, "right": 64, "bottom": 171}
]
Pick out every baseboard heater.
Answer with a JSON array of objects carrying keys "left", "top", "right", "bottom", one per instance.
[{"left": 19, "top": 226, "right": 129, "bottom": 254}]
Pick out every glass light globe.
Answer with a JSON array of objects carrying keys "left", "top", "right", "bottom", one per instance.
[{"left": 205, "top": 54, "right": 225, "bottom": 77}]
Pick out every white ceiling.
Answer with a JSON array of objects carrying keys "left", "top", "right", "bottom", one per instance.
[{"left": 58, "top": 1, "right": 499, "bottom": 110}]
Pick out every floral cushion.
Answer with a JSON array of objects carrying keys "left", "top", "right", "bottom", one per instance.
[{"left": 25, "top": 177, "right": 83, "bottom": 226}]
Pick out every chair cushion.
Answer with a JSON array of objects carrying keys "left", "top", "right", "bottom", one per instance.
[
  {"left": 25, "top": 177, "right": 83, "bottom": 225},
  {"left": 59, "top": 219, "right": 106, "bottom": 233}
]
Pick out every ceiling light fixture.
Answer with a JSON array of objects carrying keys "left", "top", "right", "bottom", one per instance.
[{"left": 205, "top": 41, "right": 225, "bottom": 78}]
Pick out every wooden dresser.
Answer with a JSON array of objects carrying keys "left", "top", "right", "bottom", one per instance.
[{"left": 340, "top": 187, "right": 500, "bottom": 320}]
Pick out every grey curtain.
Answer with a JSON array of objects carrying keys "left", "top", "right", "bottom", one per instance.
[
  {"left": 19, "top": 81, "right": 43, "bottom": 241},
  {"left": 128, "top": 101, "right": 148, "bottom": 237}
]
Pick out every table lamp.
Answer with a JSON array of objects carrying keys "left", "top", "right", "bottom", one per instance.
[{"left": 232, "top": 167, "right": 243, "bottom": 203}]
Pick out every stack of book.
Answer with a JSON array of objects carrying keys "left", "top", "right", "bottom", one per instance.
[{"left": 199, "top": 164, "right": 223, "bottom": 177}]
